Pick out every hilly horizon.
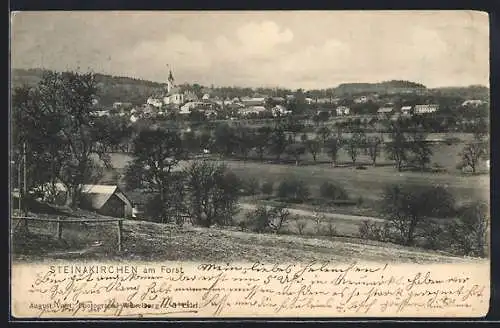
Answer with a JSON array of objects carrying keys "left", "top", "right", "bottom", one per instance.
[{"left": 11, "top": 68, "right": 489, "bottom": 106}]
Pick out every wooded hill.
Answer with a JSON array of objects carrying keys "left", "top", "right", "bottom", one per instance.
[{"left": 11, "top": 68, "right": 489, "bottom": 107}]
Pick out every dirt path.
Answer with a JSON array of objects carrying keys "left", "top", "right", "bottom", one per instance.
[{"left": 239, "top": 202, "right": 384, "bottom": 223}]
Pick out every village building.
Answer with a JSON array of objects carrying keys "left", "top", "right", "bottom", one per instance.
[
  {"left": 400, "top": 105, "right": 413, "bottom": 116},
  {"left": 462, "top": 99, "right": 486, "bottom": 107},
  {"left": 240, "top": 106, "right": 267, "bottom": 117},
  {"left": 335, "top": 106, "right": 350, "bottom": 116},
  {"left": 79, "top": 185, "right": 133, "bottom": 218},
  {"left": 377, "top": 104, "right": 394, "bottom": 117},
  {"left": 146, "top": 97, "right": 163, "bottom": 108},
  {"left": 353, "top": 95, "right": 368, "bottom": 104},
  {"left": 272, "top": 104, "right": 292, "bottom": 117},
  {"left": 34, "top": 183, "right": 133, "bottom": 218},
  {"left": 91, "top": 110, "right": 111, "bottom": 117},
  {"left": 162, "top": 69, "right": 185, "bottom": 106},
  {"left": 241, "top": 97, "right": 266, "bottom": 107},
  {"left": 414, "top": 104, "right": 439, "bottom": 114}
]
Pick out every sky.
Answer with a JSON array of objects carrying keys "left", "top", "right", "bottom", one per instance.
[{"left": 10, "top": 11, "right": 490, "bottom": 90}]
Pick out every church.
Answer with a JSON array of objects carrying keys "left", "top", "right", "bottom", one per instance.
[{"left": 162, "top": 69, "right": 185, "bottom": 106}]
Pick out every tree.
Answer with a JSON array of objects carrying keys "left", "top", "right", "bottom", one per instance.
[
  {"left": 277, "top": 177, "right": 310, "bottom": 203},
  {"left": 285, "top": 143, "right": 306, "bottom": 166},
  {"left": 366, "top": 136, "right": 383, "bottom": 166},
  {"left": 319, "top": 181, "right": 349, "bottom": 201},
  {"left": 346, "top": 132, "right": 366, "bottom": 166},
  {"left": 125, "top": 128, "right": 185, "bottom": 222},
  {"left": 184, "top": 160, "right": 240, "bottom": 227},
  {"left": 236, "top": 127, "right": 254, "bottom": 161},
  {"left": 385, "top": 121, "right": 409, "bottom": 171},
  {"left": 181, "top": 130, "right": 200, "bottom": 155},
  {"left": 447, "top": 201, "right": 489, "bottom": 257},
  {"left": 305, "top": 138, "right": 322, "bottom": 162},
  {"left": 381, "top": 184, "right": 455, "bottom": 246},
  {"left": 325, "top": 136, "right": 343, "bottom": 167},
  {"left": 246, "top": 205, "right": 291, "bottom": 234},
  {"left": 261, "top": 181, "right": 274, "bottom": 195},
  {"left": 459, "top": 140, "right": 488, "bottom": 174},
  {"left": 409, "top": 132, "right": 433, "bottom": 171},
  {"left": 254, "top": 126, "right": 272, "bottom": 162},
  {"left": 12, "top": 71, "right": 106, "bottom": 208},
  {"left": 317, "top": 126, "right": 331, "bottom": 145},
  {"left": 213, "top": 123, "right": 237, "bottom": 158},
  {"left": 269, "top": 126, "right": 288, "bottom": 161}
]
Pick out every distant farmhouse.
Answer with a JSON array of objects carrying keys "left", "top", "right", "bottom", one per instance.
[
  {"left": 377, "top": 104, "right": 394, "bottom": 118},
  {"left": 272, "top": 104, "right": 292, "bottom": 117},
  {"left": 335, "top": 106, "right": 350, "bottom": 116},
  {"left": 400, "top": 105, "right": 413, "bottom": 116},
  {"left": 414, "top": 104, "right": 439, "bottom": 114},
  {"left": 462, "top": 99, "right": 486, "bottom": 107}
]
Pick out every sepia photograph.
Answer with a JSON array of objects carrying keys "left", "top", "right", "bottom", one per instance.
[{"left": 9, "top": 10, "right": 491, "bottom": 318}]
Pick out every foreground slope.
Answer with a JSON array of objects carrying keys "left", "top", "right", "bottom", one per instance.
[{"left": 11, "top": 214, "right": 484, "bottom": 264}]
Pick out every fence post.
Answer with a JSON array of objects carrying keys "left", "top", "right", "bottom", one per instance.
[
  {"left": 57, "top": 217, "right": 62, "bottom": 240},
  {"left": 117, "top": 219, "right": 123, "bottom": 252}
]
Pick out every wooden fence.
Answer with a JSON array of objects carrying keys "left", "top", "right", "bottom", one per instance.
[{"left": 11, "top": 216, "right": 125, "bottom": 251}]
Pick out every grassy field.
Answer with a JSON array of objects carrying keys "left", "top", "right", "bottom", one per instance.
[
  {"left": 104, "top": 140, "right": 489, "bottom": 207},
  {"left": 11, "top": 212, "right": 482, "bottom": 264}
]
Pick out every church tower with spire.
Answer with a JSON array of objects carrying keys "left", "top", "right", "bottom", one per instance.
[{"left": 167, "top": 66, "right": 175, "bottom": 94}]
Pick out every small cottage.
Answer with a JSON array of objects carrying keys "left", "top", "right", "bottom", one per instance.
[{"left": 80, "top": 185, "right": 133, "bottom": 218}]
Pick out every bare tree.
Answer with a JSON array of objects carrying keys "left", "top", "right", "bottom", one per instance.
[
  {"left": 460, "top": 141, "right": 487, "bottom": 174},
  {"left": 306, "top": 138, "right": 322, "bottom": 162},
  {"left": 325, "top": 136, "right": 343, "bottom": 167},
  {"left": 366, "top": 136, "right": 383, "bottom": 166}
]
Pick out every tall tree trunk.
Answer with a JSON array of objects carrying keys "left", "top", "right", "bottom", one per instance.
[
  {"left": 405, "top": 217, "right": 418, "bottom": 246},
  {"left": 160, "top": 187, "right": 166, "bottom": 223}
]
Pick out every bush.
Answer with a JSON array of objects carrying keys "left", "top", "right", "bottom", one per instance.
[
  {"left": 446, "top": 202, "right": 489, "bottom": 257},
  {"left": 247, "top": 206, "right": 271, "bottom": 233},
  {"left": 420, "top": 222, "right": 447, "bottom": 250},
  {"left": 319, "top": 182, "right": 349, "bottom": 201},
  {"left": 358, "top": 220, "right": 391, "bottom": 242},
  {"left": 242, "top": 177, "right": 260, "bottom": 195},
  {"left": 325, "top": 221, "right": 338, "bottom": 237},
  {"left": 246, "top": 205, "right": 291, "bottom": 234},
  {"left": 277, "top": 177, "right": 310, "bottom": 203},
  {"left": 261, "top": 181, "right": 274, "bottom": 195},
  {"left": 294, "top": 218, "right": 307, "bottom": 235}
]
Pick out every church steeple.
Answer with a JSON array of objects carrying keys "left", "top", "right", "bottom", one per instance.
[{"left": 167, "top": 64, "right": 175, "bottom": 93}]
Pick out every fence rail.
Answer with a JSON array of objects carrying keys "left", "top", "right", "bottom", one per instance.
[{"left": 11, "top": 216, "right": 124, "bottom": 251}]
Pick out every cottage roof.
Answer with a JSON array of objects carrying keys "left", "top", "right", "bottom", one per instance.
[
  {"left": 377, "top": 107, "right": 394, "bottom": 113},
  {"left": 80, "top": 185, "right": 121, "bottom": 210}
]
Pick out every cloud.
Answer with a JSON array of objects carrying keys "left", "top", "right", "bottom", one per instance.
[
  {"left": 131, "top": 34, "right": 211, "bottom": 69},
  {"left": 214, "top": 21, "right": 294, "bottom": 60}
]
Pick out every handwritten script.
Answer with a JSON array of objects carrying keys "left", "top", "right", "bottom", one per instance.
[{"left": 12, "top": 261, "right": 489, "bottom": 317}]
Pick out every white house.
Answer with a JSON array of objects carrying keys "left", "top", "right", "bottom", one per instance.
[
  {"left": 240, "top": 106, "right": 267, "bottom": 116},
  {"left": 335, "top": 106, "right": 350, "bottom": 116},
  {"left": 147, "top": 97, "right": 163, "bottom": 108},
  {"left": 354, "top": 96, "right": 368, "bottom": 104},
  {"left": 272, "top": 105, "right": 292, "bottom": 117},
  {"left": 462, "top": 100, "right": 485, "bottom": 107},
  {"left": 202, "top": 93, "right": 211, "bottom": 100},
  {"left": 241, "top": 97, "right": 266, "bottom": 106},
  {"left": 91, "top": 110, "right": 110, "bottom": 117},
  {"left": 400, "top": 105, "right": 412, "bottom": 115},
  {"left": 377, "top": 106, "right": 394, "bottom": 114},
  {"left": 414, "top": 104, "right": 439, "bottom": 114}
]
